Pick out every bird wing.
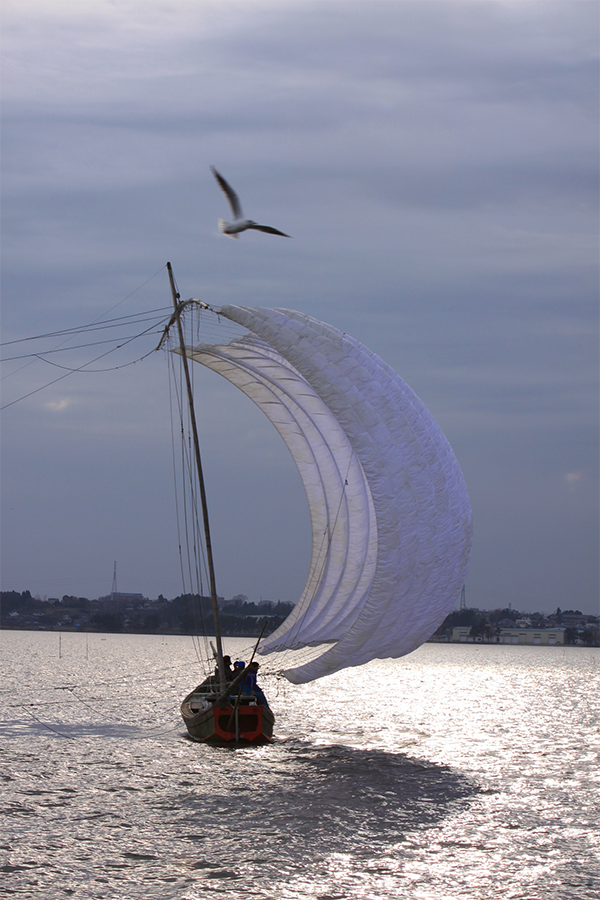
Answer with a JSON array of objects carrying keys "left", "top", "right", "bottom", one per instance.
[
  {"left": 210, "top": 166, "right": 243, "bottom": 220},
  {"left": 248, "top": 224, "right": 291, "bottom": 237}
]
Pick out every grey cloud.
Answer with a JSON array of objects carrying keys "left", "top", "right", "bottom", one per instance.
[{"left": 1, "top": 1, "right": 597, "bottom": 612}]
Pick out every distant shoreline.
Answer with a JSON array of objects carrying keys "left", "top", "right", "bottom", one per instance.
[
  {"left": 0, "top": 622, "right": 277, "bottom": 638},
  {"left": 2, "top": 625, "right": 598, "bottom": 649},
  {"left": 0, "top": 591, "right": 293, "bottom": 638}
]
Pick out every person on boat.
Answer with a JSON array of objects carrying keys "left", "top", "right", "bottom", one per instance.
[
  {"left": 214, "top": 655, "right": 233, "bottom": 682},
  {"left": 229, "top": 660, "right": 245, "bottom": 693},
  {"left": 241, "top": 661, "right": 270, "bottom": 708}
]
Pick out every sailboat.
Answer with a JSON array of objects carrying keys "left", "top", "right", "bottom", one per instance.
[
  {"left": 164, "top": 263, "right": 472, "bottom": 744},
  {"left": 162, "top": 264, "right": 274, "bottom": 744},
  {"left": 179, "top": 655, "right": 275, "bottom": 744}
]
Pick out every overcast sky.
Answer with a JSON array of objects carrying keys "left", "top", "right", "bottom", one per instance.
[{"left": 1, "top": 0, "right": 598, "bottom": 615}]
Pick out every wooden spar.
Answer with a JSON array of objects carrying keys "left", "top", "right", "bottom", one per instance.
[{"left": 166, "top": 261, "right": 226, "bottom": 692}]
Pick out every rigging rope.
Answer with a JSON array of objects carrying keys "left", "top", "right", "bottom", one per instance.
[
  {"left": 1, "top": 264, "right": 170, "bottom": 405},
  {"left": 0, "top": 306, "right": 172, "bottom": 350},
  {"left": 164, "top": 315, "right": 215, "bottom": 676}
]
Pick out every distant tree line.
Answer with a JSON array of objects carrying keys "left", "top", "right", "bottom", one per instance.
[
  {"left": 2, "top": 591, "right": 597, "bottom": 645},
  {"left": 0, "top": 590, "right": 294, "bottom": 637}
]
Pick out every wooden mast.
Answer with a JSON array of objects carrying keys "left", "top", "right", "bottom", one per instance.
[{"left": 167, "top": 262, "right": 226, "bottom": 692}]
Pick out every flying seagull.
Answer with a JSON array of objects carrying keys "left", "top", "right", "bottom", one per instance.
[{"left": 210, "top": 166, "right": 290, "bottom": 239}]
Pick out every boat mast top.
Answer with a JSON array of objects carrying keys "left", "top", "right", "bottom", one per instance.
[{"left": 167, "top": 261, "right": 226, "bottom": 693}]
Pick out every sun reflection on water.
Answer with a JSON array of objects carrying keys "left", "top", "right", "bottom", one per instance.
[{"left": 0, "top": 633, "right": 598, "bottom": 899}]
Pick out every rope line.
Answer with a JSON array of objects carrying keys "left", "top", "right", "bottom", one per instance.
[
  {"left": 0, "top": 306, "right": 172, "bottom": 349},
  {"left": 0, "top": 316, "right": 166, "bottom": 409}
]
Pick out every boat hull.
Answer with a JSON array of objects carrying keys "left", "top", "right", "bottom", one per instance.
[{"left": 180, "top": 694, "right": 274, "bottom": 744}]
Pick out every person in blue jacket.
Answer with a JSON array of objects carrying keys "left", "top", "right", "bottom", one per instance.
[{"left": 241, "top": 661, "right": 270, "bottom": 708}]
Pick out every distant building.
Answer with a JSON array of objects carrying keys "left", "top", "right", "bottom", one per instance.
[
  {"left": 560, "top": 613, "right": 591, "bottom": 627},
  {"left": 217, "top": 597, "right": 241, "bottom": 608},
  {"left": 452, "top": 627, "right": 565, "bottom": 645},
  {"left": 97, "top": 592, "right": 146, "bottom": 608}
]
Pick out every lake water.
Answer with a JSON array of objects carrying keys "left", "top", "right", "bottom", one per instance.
[{"left": 0, "top": 631, "right": 598, "bottom": 899}]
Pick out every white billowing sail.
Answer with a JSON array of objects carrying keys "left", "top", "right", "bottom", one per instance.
[{"left": 186, "top": 307, "right": 472, "bottom": 684}]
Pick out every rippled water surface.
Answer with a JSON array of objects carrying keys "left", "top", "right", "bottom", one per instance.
[{"left": 1, "top": 632, "right": 598, "bottom": 899}]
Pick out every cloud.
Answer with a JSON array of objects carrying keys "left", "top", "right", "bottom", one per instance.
[{"left": 44, "top": 398, "right": 72, "bottom": 412}]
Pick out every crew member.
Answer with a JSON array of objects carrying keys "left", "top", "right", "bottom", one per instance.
[
  {"left": 242, "top": 661, "right": 270, "bottom": 708},
  {"left": 214, "top": 655, "right": 234, "bottom": 682}
]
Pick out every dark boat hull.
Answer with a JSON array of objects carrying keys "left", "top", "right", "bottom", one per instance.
[{"left": 180, "top": 692, "right": 275, "bottom": 744}]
